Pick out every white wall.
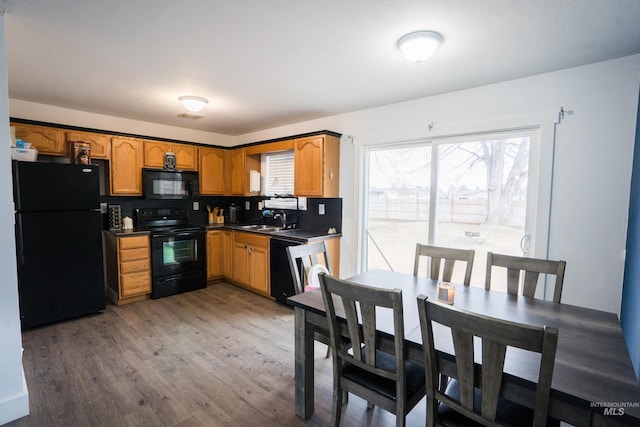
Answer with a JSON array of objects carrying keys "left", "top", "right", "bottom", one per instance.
[
  {"left": 0, "top": 14, "right": 29, "bottom": 425},
  {"left": 4, "top": 51, "right": 639, "bottom": 317},
  {"left": 238, "top": 55, "right": 640, "bottom": 315}
]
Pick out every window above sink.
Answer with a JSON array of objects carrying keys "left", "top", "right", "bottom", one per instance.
[{"left": 262, "top": 151, "right": 307, "bottom": 210}]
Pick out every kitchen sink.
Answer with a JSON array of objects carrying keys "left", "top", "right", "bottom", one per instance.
[{"left": 237, "top": 225, "right": 285, "bottom": 233}]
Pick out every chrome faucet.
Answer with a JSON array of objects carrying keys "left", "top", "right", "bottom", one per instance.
[{"left": 274, "top": 211, "right": 287, "bottom": 228}]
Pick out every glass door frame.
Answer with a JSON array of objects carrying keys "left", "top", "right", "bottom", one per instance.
[{"left": 356, "top": 117, "right": 557, "bottom": 299}]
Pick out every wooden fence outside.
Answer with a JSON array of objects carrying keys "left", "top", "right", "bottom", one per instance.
[{"left": 368, "top": 194, "right": 526, "bottom": 226}]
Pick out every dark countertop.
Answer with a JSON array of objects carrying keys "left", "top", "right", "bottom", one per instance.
[
  {"left": 105, "top": 224, "right": 341, "bottom": 243},
  {"left": 206, "top": 224, "right": 341, "bottom": 242},
  {"left": 104, "top": 229, "right": 151, "bottom": 236}
]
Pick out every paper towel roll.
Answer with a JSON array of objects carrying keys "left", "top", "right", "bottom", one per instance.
[{"left": 250, "top": 170, "right": 260, "bottom": 192}]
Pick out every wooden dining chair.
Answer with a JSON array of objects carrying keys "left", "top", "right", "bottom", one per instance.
[
  {"left": 414, "top": 244, "right": 476, "bottom": 286},
  {"left": 414, "top": 244, "right": 476, "bottom": 393},
  {"left": 286, "top": 241, "right": 336, "bottom": 358},
  {"left": 485, "top": 252, "right": 567, "bottom": 303},
  {"left": 319, "top": 274, "right": 426, "bottom": 427},
  {"left": 417, "top": 295, "right": 559, "bottom": 427},
  {"left": 286, "top": 241, "right": 333, "bottom": 294}
]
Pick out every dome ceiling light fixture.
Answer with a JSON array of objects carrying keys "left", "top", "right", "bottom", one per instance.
[
  {"left": 179, "top": 95, "right": 208, "bottom": 113},
  {"left": 397, "top": 30, "right": 442, "bottom": 64}
]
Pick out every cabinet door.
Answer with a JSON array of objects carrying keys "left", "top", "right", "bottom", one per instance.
[
  {"left": 111, "top": 137, "right": 143, "bottom": 195},
  {"left": 207, "top": 230, "right": 223, "bottom": 279},
  {"left": 65, "top": 131, "right": 111, "bottom": 159},
  {"left": 120, "top": 272, "right": 152, "bottom": 298},
  {"left": 199, "top": 147, "right": 225, "bottom": 195},
  {"left": 12, "top": 123, "right": 65, "bottom": 155},
  {"left": 230, "top": 148, "right": 246, "bottom": 195},
  {"left": 232, "top": 240, "right": 250, "bottom": 286},
  {"left": 143, "top": 140, "right": 171, "bottom": 168},
  {"left": 249, "top": 245, "right": 269, "bottom": 294},
  {"left": 222, "top": 230, "right": 233, "bottom": 278},
  {"left": 294, "top": 136, "right": 324, "bottom": 196},
  {"left": 173, "top": 143, "right": 198, "bottom": 171}
]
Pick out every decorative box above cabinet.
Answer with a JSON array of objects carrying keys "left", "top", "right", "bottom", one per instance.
[
  {"left": 65, "top": 131, "right": 111, "bottom": 159},
  {"left": 294, "top": 134, "right": 340, "bottom": 197},
  {"left": 144, "top": 140, "right": 198, "bottom": 171}
]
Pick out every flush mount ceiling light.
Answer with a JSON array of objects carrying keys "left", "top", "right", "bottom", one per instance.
[
  {"left": 397, "top": 30, "right": 442, "bottom": 63},
  {"left": 179, "top": 95, "right": 208, "bottom": 113}
]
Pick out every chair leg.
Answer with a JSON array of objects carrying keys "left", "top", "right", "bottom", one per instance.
[
  {"left": 426, "top": 396, "right": 437, "bottom": 427},
  {"left": 325, "top": 345, "right": 331, "bottom": 358},
  {"left": 331, "top": 383, "right": 343, "bottom": 427}
]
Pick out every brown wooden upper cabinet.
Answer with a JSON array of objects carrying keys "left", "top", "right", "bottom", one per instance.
[
  {"left": 143, "top": 140, "right": 198, "bottom": 171},
  {"left": 199, "top": 146, "right": 225, "bottom": 195},
  {"left": 111, "top": 137, "right": 143, "bottom": 195},
  {"left": 229, "top": 148, "right": 261, "bottom": 196},
  {"left": 229, "top": 148, "right": 246, "bottom": 195},
  {"left": 11, "top": 123, "right": 66, "bottom": 156},
  {"left": 65, "top": 131, "right": 111, "bottom": 159},
  {"left": 294, "top": 134, "right": 340, "bottom": 197}
]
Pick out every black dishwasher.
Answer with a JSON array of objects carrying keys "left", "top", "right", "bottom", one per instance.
[{"left": 270, "top": 237, "right": 304, "bottom": 304}]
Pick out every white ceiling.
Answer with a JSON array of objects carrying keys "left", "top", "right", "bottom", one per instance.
[{"left": 4, "top": 0, "right": 640, "bottom": 136}]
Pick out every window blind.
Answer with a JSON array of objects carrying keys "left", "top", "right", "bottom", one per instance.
[{"left": 263, "top": 150, "right": 306, "bottom": 209}]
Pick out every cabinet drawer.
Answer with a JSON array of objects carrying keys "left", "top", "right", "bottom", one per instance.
[
  {"left": 234, "top": 232, "right": 268, "bottom": 249},
  {"left": 119, "top": 235, "right": 149, "bottom": 250},
  {"left": 120, "top": 247, "right": 149, "bottom": 261},
  {"left": 120, "top": 272, "right": 151, "bottom": 297},
  {"left": 120, "top": 258, "right": 150, "bottom": 274}
]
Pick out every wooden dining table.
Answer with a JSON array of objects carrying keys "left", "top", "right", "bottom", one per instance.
[{"left": 287, "top": 269, "right": 640, "bottom": 426}]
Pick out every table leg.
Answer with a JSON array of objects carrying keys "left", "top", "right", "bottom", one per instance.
[{"left": 294, "top": 307, "right": 315, "bottom": 419}]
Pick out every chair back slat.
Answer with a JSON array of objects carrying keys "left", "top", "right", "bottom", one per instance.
[
  {"left": 417, "top": 295, "right": 559, "bottom": 427},
  {"left": 481, "top": 340, "right": 507, "bottom": 420},
  {"left": 451, "top": 329, "right": 475, "bottom": 410},
  {"left": 414, "top": 244, "right": 476, "bottom": 286},
  {"left": 486, "top": 252, "right": 566, "bottom": 303}
]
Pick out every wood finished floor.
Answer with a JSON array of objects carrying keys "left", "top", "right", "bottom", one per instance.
[{"left": 8, "top": 282, "right": 427, "bottom": 427}]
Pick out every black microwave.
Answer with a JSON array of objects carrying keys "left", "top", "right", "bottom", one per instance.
[{"left": 143, "top": 169, "right": 199, "bottom": 199}]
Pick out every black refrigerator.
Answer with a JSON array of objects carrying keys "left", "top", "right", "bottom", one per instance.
[{"left": 13, "top": 161, "right": 106, "bottom": 329}]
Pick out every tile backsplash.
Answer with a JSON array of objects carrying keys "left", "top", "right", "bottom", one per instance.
[{"left": 101, "top": 195, "right": 342, "bottom": 234}]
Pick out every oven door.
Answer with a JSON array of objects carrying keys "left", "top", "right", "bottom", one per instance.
[{"left": 151, "top": 231, "right": 205, "bottom": 278}]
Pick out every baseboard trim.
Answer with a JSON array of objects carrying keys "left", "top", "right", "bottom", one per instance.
[{"left": 0, "top": 368, "right": 29, "bottom": 425}]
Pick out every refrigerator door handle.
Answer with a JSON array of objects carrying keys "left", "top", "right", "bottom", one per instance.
[{"left": 16, "top": 215, "right": 25, "bottom": 266}]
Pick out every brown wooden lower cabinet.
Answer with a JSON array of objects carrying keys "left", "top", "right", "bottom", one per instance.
[
  {"left": 104, "top": 232, "right": 152, "bottom": 305},
  {"left": 206, "top": 229, "right": 341, "bottom": 300},
  {"left": 232, "top": 232, "right": 270, "bottom": 295},
  {"left": 206, "top": 230, "right": 224, "bottom": 279}
]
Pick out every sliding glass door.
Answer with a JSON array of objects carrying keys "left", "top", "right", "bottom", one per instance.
[{"left": 363, "top": 131, "right": 536, "bottom": 290}]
